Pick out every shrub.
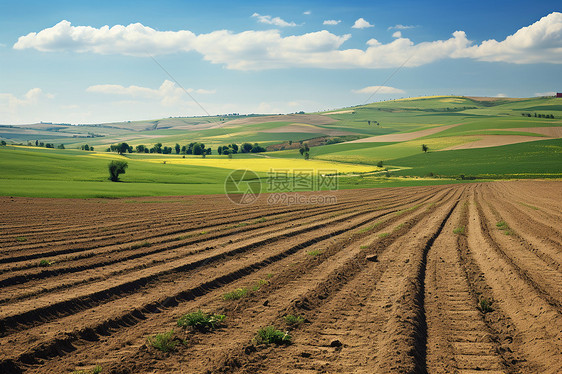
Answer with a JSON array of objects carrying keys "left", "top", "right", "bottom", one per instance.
[
  {"left": 255, "top": 326, "right": 291, "bottom": 345},
  {"left": 177, "top": 310, "right": 225, "bottom": 331},
  {"left": 223, "top": 288, "right": 248, "bottom": 301},
  {"left": 108, "top": 160, "right": 128, "bottom": 182},
  {"left": 147, "top": 330, "right": 177, "bottom": 352},
  {"left": 284, "top": 314, "right": 305, "bottom": 326},
  {"left": 15, "top": 236, "right": 27, "bottom": 242}
]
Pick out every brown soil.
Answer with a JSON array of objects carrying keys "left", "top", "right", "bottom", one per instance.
[
  {"left": 261, "top": 124, "right": 355, "bottom": 136},
  {"left": 347, "top": 123, "right": 462, "bottom": 143},
  {"left": 0, "top": 181, "right": 560, "bottom": 374},
  {"left": 222, "top": 114, "right": 338, "bottom": 127}
]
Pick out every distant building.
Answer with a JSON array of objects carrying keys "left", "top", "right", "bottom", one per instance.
[{"left": 557, "top": 93, "right": 562, "bottom": 98}]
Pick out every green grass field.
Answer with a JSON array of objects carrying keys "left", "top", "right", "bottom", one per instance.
[{"left": 1, "top": 95, "right": 560, "bottom": 198}]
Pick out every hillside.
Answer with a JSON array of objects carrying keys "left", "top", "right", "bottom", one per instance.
[{"left": 0, "top": 95, "right": 561, "bottom": 198}]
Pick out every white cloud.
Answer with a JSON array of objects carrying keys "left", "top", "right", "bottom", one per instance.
[
  {"left": 495, "top": 93, "right": 507, "bottom": 97},
  {"left": 453, "top": 12, "right": 562, "bottom": 64},
  {"left": 352, "top": 86, "right": 405, "bottom": 94},
  {"left": 86, "top": 80, "right": 214, "bottom": 106},
  {"left": 323, "top": 20, "right": 341, "bottom": 26},
  {"left": 534, "top": 91, "right": 556, "bottom": 96},
  {"left": 0, "top": 88, "right": 54, "bottom": 124},
  {"left": 388, "top": 24, "right": 416, "bottom": 30},
  {"left": 13, "top": 13, "right": 562, "bottom": 71},
  {"left": 14, "top": 20, "right": 196, "bottom": 56},
  {"left": 251, "top": 13, "right": 297, "bottom": 27},
  {"left": 352, "top": 18, "right": 374, "bottom": 29},
  {"left": 392, "top": 31, "right": 402, "bottom": 38},
  {"left": 303, "top": 11, "right": 311, "bottom": 15}
]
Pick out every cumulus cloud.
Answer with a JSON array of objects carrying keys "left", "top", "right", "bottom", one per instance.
[
  {"left": 0, "top": 88, "right": 53, "bottom": 108},
  {"left": 252, "top": 13, "right": 297, "bottom": 27},
  {"left": 453, "top": 12, "right": 562, "bottom": 64},
  {"left": 388, "top": 24, "right": 416, "bottom": 30},
  {"left": 352, "top": 18, "right": 374, "bottom": 29},
  {"left": 392, "top": 31, "right": 402, "bottom": 38},
  {"left": 352, "top": 86, "right": 405, "bottom": 94},
  {"left": 495, "top": 93, "right": 507, "bottom": 98},
  {"left": 14, "top": 20, "right": 196, "bottom": 56},
  {"left": 87, "top": 80, "right": 214, "bottom": 106},
  {"left": 0, "top": 88, "right": 54, "bottom": 124},
  {"left": 13, "top": 13, "right": 562, "bottom": 70},
  {"left": 303, "top": 11, "right": 311, "bottom": 15},
  {"left": 323, "top": 20, "right": 341, "bottom": 26}
]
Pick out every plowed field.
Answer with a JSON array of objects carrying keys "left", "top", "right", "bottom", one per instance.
[{"left": 0, "top": 181, "right": 560, "bottom": 373}]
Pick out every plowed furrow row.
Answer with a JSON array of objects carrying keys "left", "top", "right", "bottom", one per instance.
[
  {"left": 95, "top": 187, "right": 460, "bottom": 374},
  {"left": 466, "top": 193, "right": 562, "bottom": 374},
  {"left": 475, "top": 192, "right": 562, "bottom": 311},
  {"left": 0, "top": 189, "right": 436, "bottom": 301},
  {"left": 425, "top": 193, "right": 507, "bottom": 373},
  {"left": 0, "top": 201, "right": 407, "bottom": 338},
  {"left": 222, "top": 188, "right": 462, "bottom": 373},
  {"left": 0, "top": 188, "right": 455, "bottom": 373}
]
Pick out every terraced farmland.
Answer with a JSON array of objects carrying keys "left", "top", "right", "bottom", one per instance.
[{"left": 0, "top": 181, "right": 560, "bottom": 373}]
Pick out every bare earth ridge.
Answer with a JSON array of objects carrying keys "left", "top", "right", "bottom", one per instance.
[{"left": 0, "top": 181, "right": 560, "bottom": 373}]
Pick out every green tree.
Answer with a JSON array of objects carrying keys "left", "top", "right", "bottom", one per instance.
[
  {"left": 422, "top": 144, "right": 429, "bottom": 153},
  {"left": 175, "top": 143, "right": 181, "bottom": 154},
  {"left": 117, "top": 142, "right": 130, "bottom": 155},
  {"left": 377, "top": 160, "right": 383, "bottom": 168},
  {"left": 240, "top": 142, "right": 253, "bottom": 153},
  {"left": 0, "top": 140, "right": 6, "bottom": 146},
  {"left": 108, "top": 160, "right": 128, "bottom": 182},
  {"left": 136, "top": 144, "right": 146, "bottom": 153}
]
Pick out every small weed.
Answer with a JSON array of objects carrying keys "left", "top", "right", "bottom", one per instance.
[
  {"left": 252, "top": 279, "right": 269, "bottom": 292},
  {"left": 255, "top": 326, "right": 291, "bottom": 345},
  {"left": 38, "top": 259, "right": 52, "bottom": 267},
  {"left": 130, "top": 241, "right": 151, "bottom": 250},
  {"left": 360, "top": 245, "right": 369, "bottom": 249},
  {"left": 307, "top": 249, "right": 322, "bottom": 257},
  {"left": 72, "top": 365, "right": 103, "bottom": 374},
  {"left": 266, "top": 273, "right": 274, "bottom": 279},
  {"left": 378, "top": 233, "right": 390, "bottom": 239},
  {"left": 284, "top": 314, "right": 305, "bottom": 326},
  {"left": 255, "top": 217, "right": 267, "bottom": 223},
  {"left": 16, "top": 236, "right": 27, "bottom": 242},
  {"left": 519, "top": 202, "right": 539, "bottom": 210},
  {"left": 496, "top": 221, "right": 508, "bottom": 230},
  {"left": 200, "top": 231, "right": 207, "bottom": 235},
  {"left": 496, "top": 220, "right": 514, "bottom": 235},
  {"left": 395, "top": 223, "right": 405, "bottom": 231},
  {"left": 177, "top": 310, "right": 225, "bottom": 331},
  {"left": 358, "top": 222, "right": 381, "bottom": 233},
  {"left": 479, "top": 298, "right": 493, "bottom": 313},
  {"left": 223, "top": 288, "right": 248, "bottom": 301},
  {"left": 147, "top": 330, "right": 177, "bottom": 352},
  {"left": 453, "top": 226, "right": 466, "bottom": 235}
]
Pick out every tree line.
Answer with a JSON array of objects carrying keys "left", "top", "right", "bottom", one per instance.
[{"left": 106, "top": 142, "right": 266, "bottom": 156}]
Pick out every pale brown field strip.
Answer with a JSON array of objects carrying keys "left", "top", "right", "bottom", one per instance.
[{"left": 0, "top": 181, "right": 560, "bottom": 374}]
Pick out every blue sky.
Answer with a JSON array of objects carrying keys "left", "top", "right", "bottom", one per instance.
[{"left": 1, "top": 0, "right": 560, "bottom": 124}]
